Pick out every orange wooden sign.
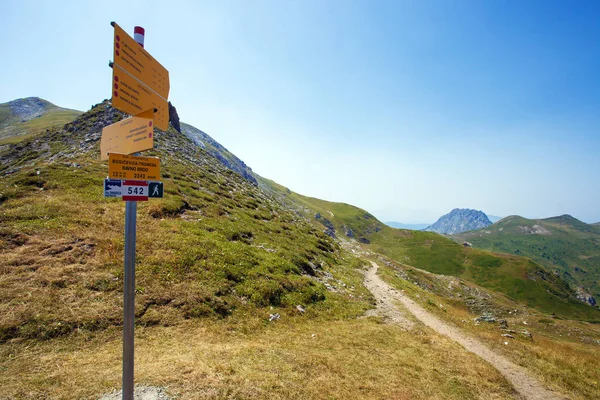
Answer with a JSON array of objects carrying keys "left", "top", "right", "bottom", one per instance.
[
  {"left": 112, "top": 64, "right": 169, "bottom": 131},
  {"left": 108, "top": 153, "right": 161, "bottom": 181},
  {"left": 100, "top": 109, "right": 155, "bottom": 160},
  {"left": 113, "top": 22, "right": 170, "bottom": 99}
]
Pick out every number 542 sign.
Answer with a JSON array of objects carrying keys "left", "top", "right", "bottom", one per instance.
[{"left": 123, "top": 180, "right": 149, "bottom": 201}]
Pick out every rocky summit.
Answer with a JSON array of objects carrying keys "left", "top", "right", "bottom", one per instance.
[{"left": 425, "top": 208, "right": 492, "bottom": 234}]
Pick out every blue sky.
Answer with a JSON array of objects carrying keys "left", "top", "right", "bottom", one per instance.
[{"left": 2, "top": 1, "right": 599, "bottom": 223}]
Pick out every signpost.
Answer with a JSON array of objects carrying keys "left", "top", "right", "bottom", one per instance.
[
  {"left": 108, "top": 153, "right": 161, "bottom": 181},
  {"left": 112, "top": 22, "right": 169, "bottom": 99},
  {"left": 110, "top": 21, "right": 170, "bottom": 131},
  {"left": 106, "top": 22, "right": 170, "bottom": 400},
  {"left": 100, "top": 109, "right": 155, "bottom": 160},
  {"left": 111, "top": 64, "right": 169, "bottom": 131}
]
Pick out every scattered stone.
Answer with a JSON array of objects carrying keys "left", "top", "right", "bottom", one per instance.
[
  {"left": 475, "top": 315, "right": 496, "bottom": 323},
  {"left": 499, "top": 319, "right": 508, "bottom": 329},
  {"left": 574, "top": 286, "right": 597, "bottom": 306},
  {"left": 99, "top": 386, "right": 171, "bottom": 400},
  {"left": 501, "top": 334, "right": 515, "bottom": 338},
  {"left": 269, "top": 313, "right": 280, "bottom": 322},
  {"left": 521, "top": 330, "right": 533, "bottom": 340},
  {"left": 296, "top": 305, "right": 306, "bottom": 314},
  {"left": 504, "top": 341, "right": 509, "bottom": 345}
]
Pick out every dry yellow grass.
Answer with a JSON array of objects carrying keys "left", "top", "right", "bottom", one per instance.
[{"left": 1, "top": 317, "right": 518, "bottom": 399}]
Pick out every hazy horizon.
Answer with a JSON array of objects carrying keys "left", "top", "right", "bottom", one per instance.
[{"left": 2, "top": 1, "right": 599, "bottom": 223}]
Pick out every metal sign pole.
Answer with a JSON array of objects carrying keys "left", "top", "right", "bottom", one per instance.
[
  {"left": 122, "top": 25, "right": 145, "bottom": 400},
  {"left": 123, "top": 200, "right": 136, "bottom": 400}
]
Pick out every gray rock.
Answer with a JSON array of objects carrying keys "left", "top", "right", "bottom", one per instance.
[
  {"left": 575, "top": 286, "right": 597, "bottom": 306},
  {"left": 269, "top": 313, "right": 281, "bottom": 321},
  {"left": 425, "top": 208, "right": 492, "bottom": 235},
  {"left": 99, "top": 386, "right": 171, "bottom": 400},
  {"left": 475, "top": 315, "right": 496, "bottom": 323},
  {"left": 521, "top": 330, "right": 533, "bottom": 340}
]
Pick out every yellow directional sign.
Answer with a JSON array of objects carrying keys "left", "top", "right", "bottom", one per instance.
[
  {"left": 100, "top": 109, "right": 155, "bottom": 160},
  {"left": 108, "top": 153, "right": 161, "bottom": 181},
  {"left": 112, "top": 63, "right": 169, "bottom": 131},
  {"left": 113, "top": 22, "right": 170, "bottom": 99}
]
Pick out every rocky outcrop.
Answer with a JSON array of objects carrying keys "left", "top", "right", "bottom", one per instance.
[
  {"left": 320, "top": 218, "right": 336, "bottom": 238},
  {"left": 426, "top": 208, "right": 492, "bottom": 235},
  {"left": 168, "top": 101, "right": 181, "bottom": 133},
  {"left": 575, "top": 287, "right": 597, "bottom": 306}
]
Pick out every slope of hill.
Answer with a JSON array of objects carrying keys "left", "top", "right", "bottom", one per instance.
[
  {"left": 0, "top": 97, "right": 82, "bottom": 144},
  {"left": 385, "top": 221, "right": 429, "bottom": 230},
  {"left": 425, "top": 208, "right": 492, "bottom": 234},
  {"left": 455, "top": 215, "right": 600, "bottom": 304},
  {"left": 259, "top": 179, "right": 600, "bottom": 320},
  {"left": 180, "top": 122, "right": 257, "bottom": 185},
  {"left": 0, "top": 101, "right": 372, "bottom": 343}
]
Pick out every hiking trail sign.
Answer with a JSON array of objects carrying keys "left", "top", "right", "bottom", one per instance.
[
  {"left": 100, "top": 109, "right": 155, "bottom": 160},
  {"left": 108, "top": 153, "right": 160, "bottom": 181},
  {"left": 110, "top": 22, "right": 170, "bottom": 131}
]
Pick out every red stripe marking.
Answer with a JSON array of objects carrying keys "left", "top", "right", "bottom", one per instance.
[
  {"left": 123, "top": 196, "right": 148, "bottom": 202},
  {"left": 123, "top": 180, "right": 149, "bottom": 186}
]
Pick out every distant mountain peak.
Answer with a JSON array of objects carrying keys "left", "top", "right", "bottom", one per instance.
[
  {"left": 425, "top": 208, "right": 492, "bottom": 234},
  {"left": 0, "top": 97, "right": 82, "bottom": 143},
  {"left": 4, "top": 97, "right": 53, "bottom": 123}
]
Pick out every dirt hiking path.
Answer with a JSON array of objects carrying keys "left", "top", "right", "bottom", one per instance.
[{"left": 363, "top": 261, "right": 566, "bottom": 400}]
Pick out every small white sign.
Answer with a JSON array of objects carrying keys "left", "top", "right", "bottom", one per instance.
[
  {"left": 122, "top": 180, "right": 149, "bottom": 201},
  {"left": 104, "top": 179, "right": 123, "bottom": 197}
]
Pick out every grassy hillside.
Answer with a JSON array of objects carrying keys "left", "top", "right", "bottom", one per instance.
[
  {"left": 260, "top": 180, "right": 600, "bottom": 321},
  {"left": 0, "top": 102, "right": 373, "bottom": 343},
  {"left": 0, "top": 97, "right": 82, "bottom": 144},
  {"left": 455, "top": 215, "right": 600, "bottom": 300},
  {"left": 1, "top": 101, "right": 534, "bottom": 399},
  {"left": 259, "top": 177, "right": 384, "bottom": 241}
]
